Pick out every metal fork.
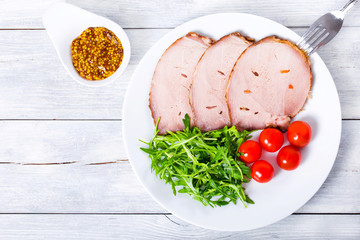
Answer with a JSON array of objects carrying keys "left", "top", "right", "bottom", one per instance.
[{"left": 297, "top": 0, "right": 358, "bottom": 55}]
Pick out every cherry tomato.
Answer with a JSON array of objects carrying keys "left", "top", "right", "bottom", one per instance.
[
  {"left": 259, "top": 128, "right": 284, "bottom": 152},
  {"left": 251, "top": 160, "right": 274, "bottom": 183},
  {"left": 238, "top": 140, "right": 262, "bottom": 164},
  {"left": 277, "top": 145, "right": 301, "bottom": 171},
  {"left": 287, "top": 121, "right": 312, "bottom": 147}
]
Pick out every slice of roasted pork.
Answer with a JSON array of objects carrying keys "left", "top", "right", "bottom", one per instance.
[
  {"left": 227, "top": 36, "right": 312, "bottom": 131},
  {"left": 191, "top": 33, "right": 253, "bottom": 131},
  {"left": 149, "top": 32, "right": 214, "bottom": 134}
]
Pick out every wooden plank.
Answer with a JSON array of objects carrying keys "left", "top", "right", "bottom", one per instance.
[
  {"left": 0, "top": 0, "right": 59, "bottom": 29},
  {"left": 0, "top": 28, "right": 169, "bottom": 120},
  {"left": 0, "top": 120, "right": 164, "bottom": 213},
  {"left": 0, "top": 121, "right": 125, "bottom": 164},
  {"left": 0, "top": 28, "right": 359, "bottom": 119},
  {"left": 0, "top": 214, "right": 358, "bottom": 239},
  {"left": 1, "top": 0, "right": 360, "bottom": 29},
  {"left": 0, "top": 120, "right": 358, "bottom": 213}
]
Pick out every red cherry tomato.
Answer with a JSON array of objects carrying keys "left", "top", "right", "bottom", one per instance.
[
  {"left": 251, "top": 160, "right": 274, "bottom": 183},
  {"left": 238, "top": 140, "right": 262, "bottom": 164},
  {"left": 277, "top": 145, "right": 301, "bottom": 171},
  {"left": 259, "top": 128, "right": 284, "bottom": 152},
  {"left": 287, "top": 121, "right": 312, "bottom": 147}
]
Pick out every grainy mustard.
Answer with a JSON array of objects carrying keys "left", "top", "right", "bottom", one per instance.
[{"left": 71, "top": 27, "right": 124, "bottom": 81}]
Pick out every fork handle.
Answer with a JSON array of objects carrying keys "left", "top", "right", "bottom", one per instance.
[{"left": 341, "top": 0, "right": 358, "bottom": 14}]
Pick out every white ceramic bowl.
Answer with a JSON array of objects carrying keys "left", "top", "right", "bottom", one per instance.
[{"left": 43, "top": 2, "right": 131, "bottom": 87}]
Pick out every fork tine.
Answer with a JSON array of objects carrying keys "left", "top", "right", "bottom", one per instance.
[
  {"left": 299, "top": 24, "right": 320, "bottom": 43},
  {"left": 297, "top": 37, "right": 310, "bottom": 51},
  {"left": 303, "top": 26, "right": 331, "bottom": 54},
  {"left": 312, "top": 31, "right": 329, "bottom": 49},
  {"left": 307, "top": 27, "right": 326, "bottom": 45},
  {"left": 297, "top": 24, "right": 323, "bottom": 49},
  {"left": 297, "top": 25, "right": 323, "bottom": 51},
  {"left": 308, "top": 32, "right": 330, "bottom": 54}
]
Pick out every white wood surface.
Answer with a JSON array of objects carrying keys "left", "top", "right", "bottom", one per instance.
[
  {"left": 0, "top": 0, "right": 359, "bottom": 238},
  {"left": 0, "top": 214, "right": 359, "bottom": 239},
  {"left": 1, "top": 0, "right": 360, "bottom": 28}
]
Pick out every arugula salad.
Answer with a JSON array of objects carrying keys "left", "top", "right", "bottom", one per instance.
[{"left": 140, "top": 114, "right": 254, "bottom": 207}]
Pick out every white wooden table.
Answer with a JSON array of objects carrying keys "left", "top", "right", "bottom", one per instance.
[{"left": 0, "top": 0, "right": 359, "bottom": 238}]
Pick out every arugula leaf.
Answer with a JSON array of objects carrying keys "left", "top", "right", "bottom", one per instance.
[{"left": 140, "top": 114, "right": 254, "bottom": 207}]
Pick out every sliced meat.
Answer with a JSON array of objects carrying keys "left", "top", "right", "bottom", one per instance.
[
  {"left": 191, "top": 33, "right": 253, "bottom": 131},
  {"left": 227, "top": 36, "right": 312, "bottom": 131},
  {"left": 149, "top": 32, "right": 214, "bottom": 134}
]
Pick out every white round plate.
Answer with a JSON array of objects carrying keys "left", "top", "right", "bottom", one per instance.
[{"left": 122, "top": 13, "right": 341, "bottom": 231}]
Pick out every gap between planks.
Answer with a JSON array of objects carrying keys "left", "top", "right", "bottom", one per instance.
[
  {"left": 0, "top": 26, "right": 358, "bottom": 31},
  {"left": 0, "top": 159, "right": 127, "bottom": 166},
  {"left": 0, "top": 26, "right": 358, "bottom": 33},
  {"left": 0, "top": 212, "right": 357, "bottom": 215}
]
